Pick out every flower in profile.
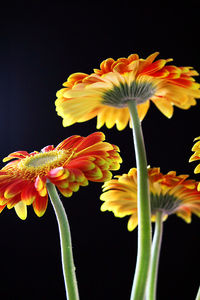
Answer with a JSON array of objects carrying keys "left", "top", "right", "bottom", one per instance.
[
  {"left": 56, "top": 52, "right": 200, "bottom": 130},
  {"left": 100, "top": 167, "right": 200, "bottom": 231},
  {"left": 0, "top": 132, "right": 122, "bottom": 220},
  {"left": 189, "top": 136, "right": 200, "bottom": 191}
]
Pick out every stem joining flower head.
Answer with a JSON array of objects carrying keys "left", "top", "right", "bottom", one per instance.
[
  {"left": 102, "top": 81, "right": 156, "bottom": 107},
  {"left": 151, "top": 193, "right": 182, "bottom": 216}
]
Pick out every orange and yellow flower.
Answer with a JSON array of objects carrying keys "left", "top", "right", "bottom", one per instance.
[
  {"left": 0, "top": 132, "right": 122, "bottom": 220},
  {"left": 100, "top": 167, "right": 200, "bottom": 231},
  {"left": 189, "top": 136, "right": 200, "bottom": 191},
  {"left": 56, "top": 52, "right": 200, "bottom": 130}
]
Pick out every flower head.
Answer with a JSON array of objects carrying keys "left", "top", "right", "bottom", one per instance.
[
  {"left": 100, "top": 168, "right": 200, "bottom": 231},
  {"left": 0, "top": 132, "right": 122, "bottom": 219},
  {"left": 56, "top": 52, "right": 200, "bottom": 130},
  {"left": 189, "top": 136, "right": 200, "bottom": 191}
]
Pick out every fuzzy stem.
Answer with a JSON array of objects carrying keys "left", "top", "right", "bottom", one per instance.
[
  {"left": 128, "top": 101, "right": 152, "bottom": 300},
  {"left": 146, "top": 211, "right": 163, "bottom": 300},
  {"left": 47, "top": 182, "right": 80, "bottom": 300}
]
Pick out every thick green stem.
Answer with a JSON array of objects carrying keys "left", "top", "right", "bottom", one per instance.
[
  {"left": 128, "top": 101, "right": 152, "bottom": 300},
  {"left": 195, "top": 286, "right": 200, "bottom": 300},
  {"left": 47, "top": 182, "right": 80, "bottom": 300},
  {"left": 146, "top": 211, "right": 163, "bottom": 300}
]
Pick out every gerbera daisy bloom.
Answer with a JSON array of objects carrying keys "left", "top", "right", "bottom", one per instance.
[
  {"left": 0, "top": 132, "right": 122, "bottom": 220},
  {"left": 100, "top": 167, "right": 200, "bottom": 231},
  {"left": 55, "top": 52, "right": 200, "bottom": 130},
  {"left": 189, "top": 136, "right": 200, "bottom": 191}
]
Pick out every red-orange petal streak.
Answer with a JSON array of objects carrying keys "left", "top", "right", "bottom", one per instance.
[
  {"left": 4, "top": 180, "right": 28, "bottom": 199},
  {"left": 35, "top": 176, "right": 47, "bottom": 197},
  {"left": 21, "top": 183, "right": 37, "bottom": 205},
  {"left": 32, "top": 194, "right": 48, "bottom": 217}
]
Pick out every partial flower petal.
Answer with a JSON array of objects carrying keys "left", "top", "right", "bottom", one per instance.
[
  {"left": 32, "top": 195, "right": 48, "bottom": 217},
  {"left": 14, "top": 201, "right": 27, "bottom": 220}
]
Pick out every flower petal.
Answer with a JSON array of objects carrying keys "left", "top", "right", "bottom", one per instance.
[
  {"left": 21, "top": 183, "right": 37, "bottom": 205},
  {"left": 128, "top": 214, "right": 138, "bottom": 231},
  {"left": 32, "top": 195, "right": 48, "bottom": 217},
  {"left": 35, "top": 176, "right": 47, "bottom": 197},
  {"left": 4, "top": 180, "right": 28, "bottom": 199},
  {"left": 14, "top": 201, "right": 27, "bottom": 220},
  {"left": 0, "top": 205, "right": 6, "bottom": 213},
  {"left": 3, "top": 151, "right": 30, "bottom": 162},
  {"left": 152, "top": 97, "right": 174, "bottom": 118}
]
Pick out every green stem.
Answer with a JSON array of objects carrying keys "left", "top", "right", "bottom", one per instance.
[
  {"left": 128, "top": 101, "right": 152, "bottom": 300},
  {"left": 146, "top": 211, "right": 163, "bottom": 300},
  {"left": 47, "top": 182, "right": 80, "bottom": 300},
  {"left": 195, "top": 286, "right": 200, "bottom": 300}
]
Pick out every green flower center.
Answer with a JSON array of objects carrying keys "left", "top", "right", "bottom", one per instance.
[
  {"left": 150, "top": 192, "right": 182, "bottom": 215},
  {"left": 102, "top": 81, "right": 156, "bottom": 107}
]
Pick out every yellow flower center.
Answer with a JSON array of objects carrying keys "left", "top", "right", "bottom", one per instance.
[
  {"left": 26, "top": 152, "right": 63, "bottom": 167},
  {"left": 18, "top": 150, "right": 73, "bottom": 180}
]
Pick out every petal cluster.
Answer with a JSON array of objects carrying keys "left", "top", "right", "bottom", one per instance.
[
  {"left": 56, "top": 52, "right": 200, "bottom": 130},
  {"left": 0, "top": 132, "right": 122, "bottom": 219},
  {"left": 100, "top": 168, "right": 200, "bottom": 231},
  {"left": 189, "top": 136, "right": 200, "bottom": 190}
]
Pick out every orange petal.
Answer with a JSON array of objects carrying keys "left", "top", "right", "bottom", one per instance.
[
  {"left": 0, "top": 204, "right": 6, "bottom": 213},
  {"left": 48, "top": 167, "right": 65, "bottom": 178},
  {"left": 151, "top": 69, "right": 170, "bottom": 78},
  {"left": 56, "top": 136, "right": 84, "bottom": 151},
  {"left": 75, "top": 132, "right": 105, "bottom": 152},
  {"left": 171, "top": 78, "right": 199, "bottom": 89},
  {"left": 85, "top": 165, "right": 103, "bottom": 181},
  {"left": 141, "top": 59, "right": 169, "bottom": 75},
  {"left": 21, "top": 183, "right": 37, "bottom": 205},
  {"left": 67, "top": 158, "right": 95, "bottom": 172},
  {"left": 176, "top": 207, "right": 191, "bottom": 223},
  {"left": 113, "top": 62, "right": 129, "bottom": 73},
  {"left": 6, "top": 194, "right": 21, "bottom": 209},
  {"left": 4, "top": 180, "right": 27, "bottom": 199},
  {"left": 35, "top": 176, "right": 47, "bottom": 197},
  {"left": 3, "top": 151, "right": 29, "bottom": 162},
  {"left": 94, "top": 170, "right": 112, "bottom": 182},
  {"left": 63, "top": 73, "right": 88, "bottom": 87},
  {"left": 68, "top": 182, "right": 80, "bottom": 192},
  {"left": 145, "top": 52, "right": 160, "bottom": 64},
  {"left": 99, "top": 58, "right": 115, "bottom": 73},
  {"left": 67, "top": 168, "right": 87, "bottom": 183},
  {"left": 32, "top": 194, "right": 48, "bottom": 217},
  {"left": 41, "top": 145, "right": 55, "bottom": 153},
  {"left": 58, "top": 187, "right": 73, "bottom": 198},
  {"left": 49, "top": 169, "right": 70, "bottom": 182},
  {"left": 75, "top": 142, "right": 113, "bottom": 157},
  {"left": 55, "top": 179, "right": 69, "bottom": 189},
  {"left": 0, "top": 195, "right": 8, "bottom": 206},
  {"left": 128, "top": 54, "right": 139, "bottom": 62}
]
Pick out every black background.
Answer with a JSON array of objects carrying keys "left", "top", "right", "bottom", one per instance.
[{"left": 0, "top": 1, "right": 200, "bottom": 299}]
